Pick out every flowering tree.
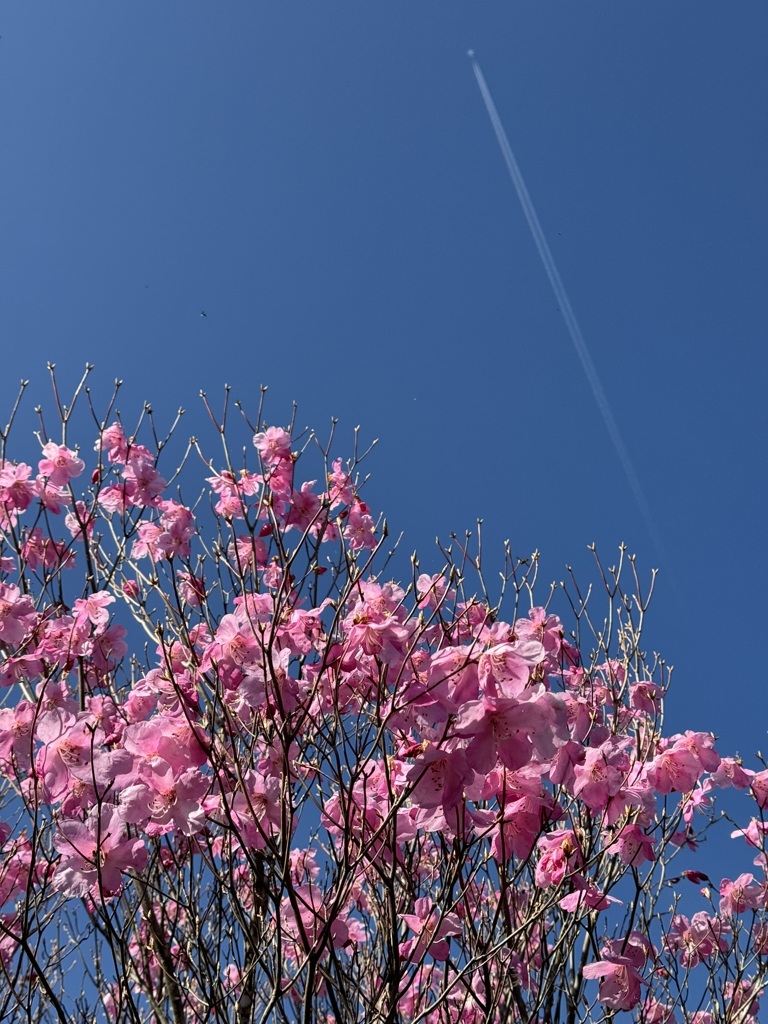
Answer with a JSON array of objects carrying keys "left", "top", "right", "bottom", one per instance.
[{"left": 0, "top": 368, "right": 767, "bottom": 1023}]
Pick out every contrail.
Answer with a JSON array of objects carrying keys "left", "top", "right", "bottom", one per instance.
[{"left": 468, "top": 51, "right": 670, "bottom": 572}]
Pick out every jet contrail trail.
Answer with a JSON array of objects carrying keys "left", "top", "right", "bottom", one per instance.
[{"left": 469, "top": 51, "right": 670, "bottom": 572}]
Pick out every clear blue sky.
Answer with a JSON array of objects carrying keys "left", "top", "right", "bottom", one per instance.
[{"left": 1, "top": 2, "right": 766, "bottom": 787}]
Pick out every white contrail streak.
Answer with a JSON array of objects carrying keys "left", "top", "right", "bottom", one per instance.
[{"left": 469, "top": 52, "right": 669, "bottom": 570}]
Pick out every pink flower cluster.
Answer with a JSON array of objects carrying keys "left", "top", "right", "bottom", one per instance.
[{"left": 0, "top": 404, "right": 765, "bottom": 1022}]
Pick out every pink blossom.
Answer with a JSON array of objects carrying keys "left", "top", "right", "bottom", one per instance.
[
  {"left": 731, "top": 818, "right": 768, "bottom": 850},
  {"left": 233, "top": 591, "right": 274, "bottom": 627},
  {"left": 478, "top": 640, "right": 544, "bottom": 698},
  {"left": 558, "top": 874, "right": 621, "bottom": 913},
  {"left": 223, "top": 963, "right": 242, "bottom": 994},
  {"left": 33, "top": 476, "right": 69, "bottom": 513},
  {"left": 582, "top": 955, "right": 642, "bottom": 1010},
  {"left": 89, "top": 624, "right": 128, "bottom": 674},
  {"left": 122, "top": 455, "right": 166, "bottom": 507},
  {"left": 253, "top": 426, "right": 292, "bottom": 466},
  {"left": 203, "top": 614, "right": 259, "bottom": 670},
  {"left": 86, "top": 696, "right": 124, "bottom": 745},
  {"left": 427, "top": 647, "right": 480, "bottom": 709},
  {"left": 178, "top": 571, "right": 206, "bottom": 608},
  {"left": 572, "top": 745, "right": 625, "bottom": 812},
  {"left": 491, "top": 801, "right": 543, "bottom": 861},
  {"left": 406, "top": 746, "right": 473, "bottom": 812},
  {"left": 227, "top": 534, "right": 267, "bottom": 572},
  {"left": 73, "top": 591, "right": 115, "bottom": 632},
  {"left": 0, "top": 913, "right": 19, "bottom": 967},
  {"left": 669, "top": 828, "right": 698, "bottom": 850},
  {"left": 156, "top": 500, "right": 196, "bottom": 559},
  {"left": 753, "top": 924, "right": 768, "bottom": 955},
  {"left": 719, "top": 873, "right": 763, "bottom": 916},
  {"left": 261, "top": 560, "right": 287, "bottom": 590},
  {"left": 279, "top": 602, "right": 331, "bottom": 657},
  {"left": 53, "top": 806, "right": 148, "bottom": 898},
  {"left": 723, "top": 979, "right": 761, "bottom": 1020},
  {"left": 206, "top": 770, "right": 282, "bottom": 850},
  {"left": 34, "top": 710, "right": 96, "bottom": 802},
  {"left": 400, "top": 897, "right": 462, "bottom": 962},
  {"left": 711, "top": 757, "right": 754, "bottom": 790},
  {"left": 122, "top": 684, "right": 156, "bottom": 723},
  {"left": 286, "top": 480, "right": 321, "bottom": 531},
  {"left": 98, "top": 422, "right": 129, "bottom": 463},
  {"left": 664, "top": 912, "right": 729, "bottom": 967},
  {"left": 97, "top": 484, "right": 128, "bottom": 514},
  {"left": 347, "top": 615, "right": 410, "bottom": 666},
  {"left": 0, "top": 461, "right": 35, "bottom": 514},
  {"left": 751, "top": 769, "right": 768, "bottom": 808},
  {"left": 264, "top": 459, "right": 293, "bottom": 500},
  {"left": 629, "top": 681, "right": 664, "bottom": 716},
  {"left": 535, "top": 829, "right": 582, "bottom": 887},
  {"left": 122, "top": 717, "right": 207, "bottom": 775},
  {"left": 604, "top": 768, "right": 655, "bottom": 828},
  {"left": 288, "top": 847, "right": 321, "bottom": 886},
  {"left": 0, "top": 832, "right": 43, "bottom": 904},
  {"left": 415, "top": 573, "right": 453, "bottom": 610},
  {"left": 326, "top": 458, "right": 353, "bottom": 508},
  {"left": 518, "top": 606, "right": 577, "bottom": 671},
  {"left": 208, "top": 470, "right": 249, "bottom": 519},
  {"left": 647, "top": 742, "right": 701, "bottom": 795},
  {"left": 34, "top": 677, "right": 78, "bottom": 715},
  {"left": 64, "top": 500, "right": 96, "bottom": 540},
  {"left": 675, "top": 730, "right": 721, "bottom": 773},
  {"left": 0, "top": 654, "right": 41, "bottom": 689},
  {"left": 514, "top": 607, "right": 565, "bottom": 658},
  {"left": 582, "top": 934, "right": 649, "bottom": 1011},
  {"left": 455, "top": 692, "right": 566, "bottom": 774},
  {"left": 562, "top": 692, "right": 610, "bottom": 746},
  {"left": 132, "top": 522, "right": 164, "bottom": 560},
  {"left": 343, "top": 500, "right": 376, "bottom": 551},
  {"left": 642, "top": 998, "right": 677, "bottom": 1023},
  {"left": 38, "top": 442, "right": 85, "bottom": 486},
  {"left": 120, "top": 764, "right": 208, "bottom": 836},
  {"left": 549, "top": 740, "right": 585, "bottom": 790},
  {"left": 20, "top": 530, "right": 75, "bottom": 571},
  {"left": 281, "top": 882, "right": 365, "bottom": 960},
  {"left": 606, "top": 824, "right": 657, "bottom": 866},
  {"left": 60, "top": 745, "right": 134, "bottom": 816},
  {"left": 0, "top": 701, "right": 35, "bottom": 774},
  {"left": 0, "top": 583, "right": 38, "bottom": 646}
]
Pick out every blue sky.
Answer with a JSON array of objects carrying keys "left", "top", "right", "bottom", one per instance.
[{"left": 1, "top": 0, "right": 766, "bottom": 794}]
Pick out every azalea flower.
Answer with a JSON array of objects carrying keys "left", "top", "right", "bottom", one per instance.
[
  {"left": 53, "top": 806, "right": 147, "bottom": 899},
  {"left": 583, "top": 934, "right": 649, "bottom": 1011},
  {"left": 400, "top": 897, "right": 462, "bottom": 962},
  {"left": 38, "top": 443, "right": 84, "bottom": 487}
]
